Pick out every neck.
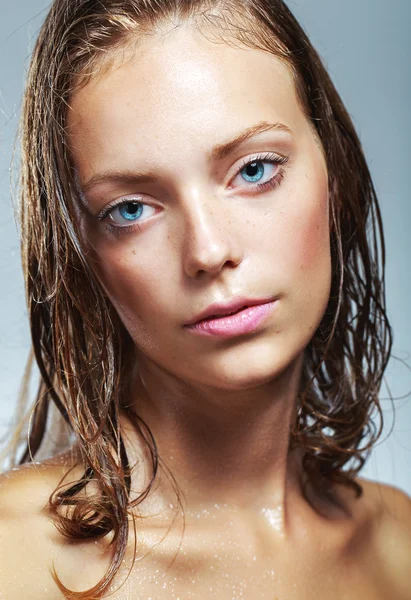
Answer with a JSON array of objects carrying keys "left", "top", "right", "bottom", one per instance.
[{"left": 121, "top": 353, "right": 306, "bottom": 528}]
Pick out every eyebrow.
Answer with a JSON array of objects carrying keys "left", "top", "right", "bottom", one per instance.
[{"left": 80, "top": 120, "right": 292, "bottom": 195}]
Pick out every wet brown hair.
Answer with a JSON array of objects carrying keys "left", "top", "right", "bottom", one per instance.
[{"left": 9, "top": 0, "right": 392, "bottom": 596}]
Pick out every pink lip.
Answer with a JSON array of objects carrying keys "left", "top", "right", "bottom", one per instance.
[
  {"left": 185, "top": 297, "right": 274, "bottom": 326},
  {"left": 184, "top": 300, "right": 278, "bottom": 338}
]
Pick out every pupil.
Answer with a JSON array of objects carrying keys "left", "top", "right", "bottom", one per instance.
[
  {"left": 247, "top": 163, "right": 259, "bottom": 177},
  {"left": 119, "top": 202, "right": 143, "bottom": 221},
  {"left": 127, "top": 203, "right": 139, "bottom": 214},
  {"left": 243, "top": 161, "right": 264, "bottom": 182}
]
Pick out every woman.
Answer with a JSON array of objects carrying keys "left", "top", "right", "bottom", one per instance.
[{"left": 0, "top": 0, "right": 410, "bottom": 598}]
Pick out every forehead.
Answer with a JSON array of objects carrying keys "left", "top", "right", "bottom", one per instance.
[{"left": 67, "top": 25, "right": 308, "bottom": 176}]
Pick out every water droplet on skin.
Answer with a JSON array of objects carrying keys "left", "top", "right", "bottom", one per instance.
[{"left": 260, "top": 505, "right": 285, "bottom": 535}]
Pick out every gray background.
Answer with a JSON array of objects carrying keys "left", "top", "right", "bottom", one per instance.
[{"left": 0, "top": 0, "right": 410, "bottom": 494}]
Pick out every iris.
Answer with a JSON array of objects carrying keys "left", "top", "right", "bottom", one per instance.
[{"left": 119, "top": 202, "right": 143, "bottom": 221}]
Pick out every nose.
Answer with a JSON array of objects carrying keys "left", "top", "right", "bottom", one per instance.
[{"left": 181, "top": 195, "right": 243, "bottom": 279}]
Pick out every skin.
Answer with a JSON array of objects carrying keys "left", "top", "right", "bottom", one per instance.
[
  {"left": 1, "top": 22, "right": 411, "bottom": 600},
  {"left": 69, "top": 22, "right": 331, "bottom": 515}
]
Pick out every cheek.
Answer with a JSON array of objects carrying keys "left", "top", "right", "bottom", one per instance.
[
  {"left": 267, "top": 166, "right": 331, "bottom": 339},
  {"left": 79, "top": 225, "right": 169, "bottom": 329},
  {"left": 289, "top": 179, "right": 332, "bottom": 335},
  {"left": 99, "top": 257, "right": 166, "bottom": 318},
  {"left": 284, "top": 165, "right": 330, "bottom": 276},
  {"left": 295, "top": 200, "right": 330, "bottom": 271},
  {"left": 93, "top": 254, "right": 172, "bottom": 354}
]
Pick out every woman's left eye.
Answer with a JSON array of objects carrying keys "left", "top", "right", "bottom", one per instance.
[{"left": 231, "top": 153, "right": 289, "bottom": 191}]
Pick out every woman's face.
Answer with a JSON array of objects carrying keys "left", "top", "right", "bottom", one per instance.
[{"left": 68, "top": 25, "right": 331, "bottom": 391}]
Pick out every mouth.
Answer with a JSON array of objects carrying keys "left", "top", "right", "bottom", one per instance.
[
  {"left": 184, "top": 299, "right": 278, "bottom": 338},
  {"left": 184, "top": 297, "right": 275, "bottom": 327}
]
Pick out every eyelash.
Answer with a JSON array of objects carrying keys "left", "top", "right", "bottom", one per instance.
[{"left": 99, "top": 152, "right": 290, "bottom": 238}]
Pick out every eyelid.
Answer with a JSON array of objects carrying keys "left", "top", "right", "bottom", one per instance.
[
  {"left": 228, "top": 151, "right": 289, "bottom": 185},
  {"left": 237, "top": 150, "right": 286, "bottom": 170},
  {"left": 97, "top": 195, "right": 147, "bottom": 222}
]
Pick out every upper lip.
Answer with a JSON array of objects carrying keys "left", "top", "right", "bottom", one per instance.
[{"left": 184, "top": 297, "right": 274, "bottom": 326}]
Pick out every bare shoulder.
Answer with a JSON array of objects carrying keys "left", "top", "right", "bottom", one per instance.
[
  {"left": 0, "top": 449, "right": 84, "bottom": 599},
  {"left": 0, "top": 447, "right": 84, "bottom": 518},
  {"left": 356, "top": 475, "right": 411, "bottom": 526},
  {"left": 355, "top": 476, "right": 411, "bottom": 599}
]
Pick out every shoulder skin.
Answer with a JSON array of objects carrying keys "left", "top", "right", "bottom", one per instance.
[
  {"left": 358, "top": 477, "right": 411, "bottom": 600},
  {"left": 0, "top": 452, "right": 87, "bottom": 599}
]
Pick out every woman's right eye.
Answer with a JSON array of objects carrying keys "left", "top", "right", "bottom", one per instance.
[{"left": 100, "top": 199, "right": 157, "bottom": 229}]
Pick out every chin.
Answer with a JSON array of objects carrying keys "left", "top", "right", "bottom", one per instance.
[{"left": 190, "top": 336, "right": 304, "bottom": 392}]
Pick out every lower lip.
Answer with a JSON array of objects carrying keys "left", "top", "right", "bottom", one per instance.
[{"left": 185, "top": 301, "right": 278, "bottom": 338}]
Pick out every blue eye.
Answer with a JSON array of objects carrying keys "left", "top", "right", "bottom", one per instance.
[
  {"left": 240, "top": 161, "right": 266, "bottom": 184},
  {"left": 232, "top": 153, "right": 289, "bottom": 192},
  {"left": 118, "top": 202, "right": 143, "bottom": 221},
  {"left": 103, "top": 200, "right": 157, "bottom": 228}
]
